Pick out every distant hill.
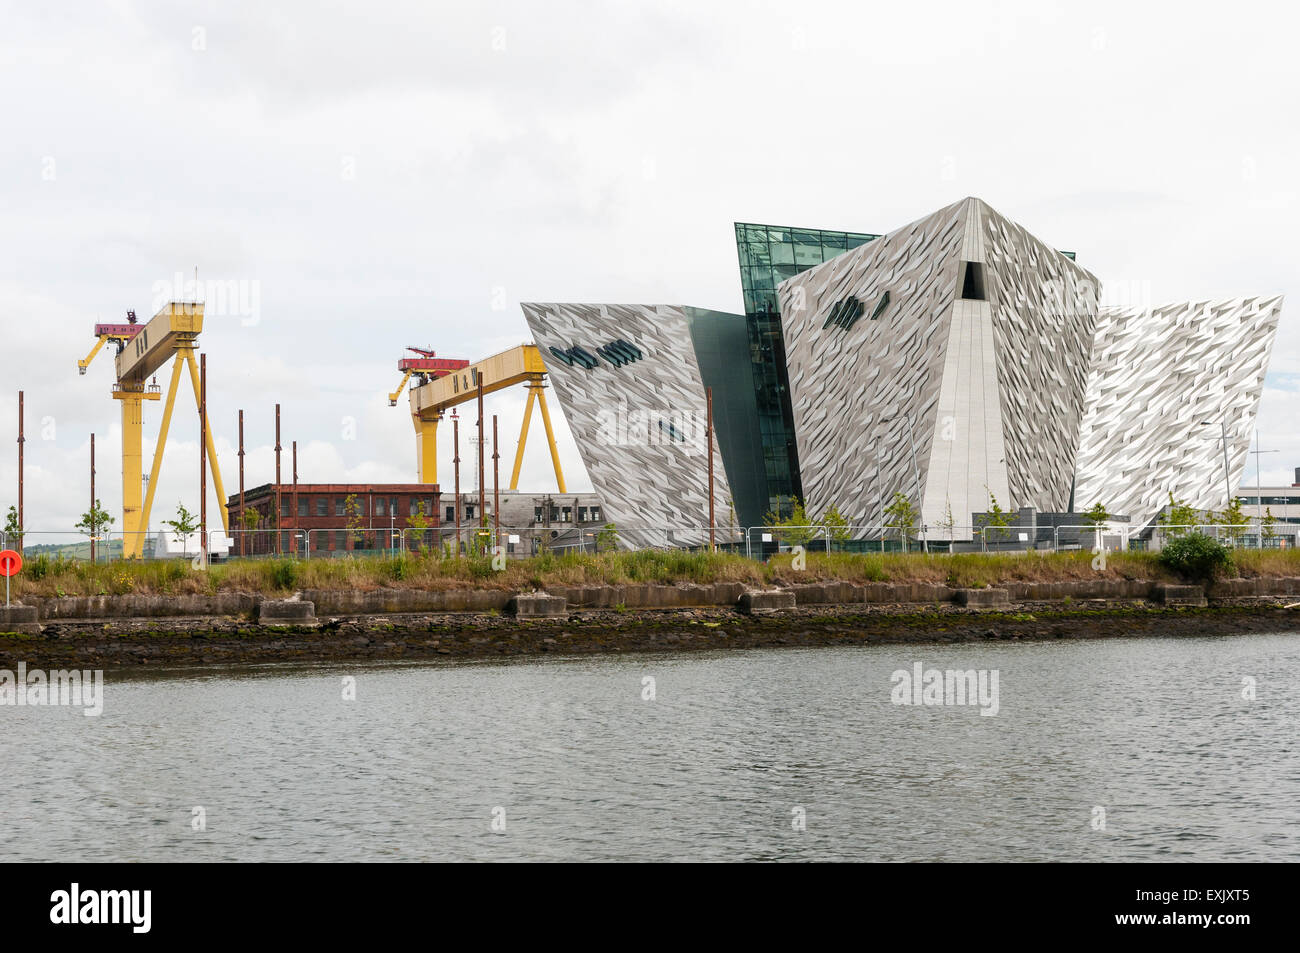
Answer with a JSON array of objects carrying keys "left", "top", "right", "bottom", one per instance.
[{"left": 16, "top": 538, "right": 125, "bottom": 559}]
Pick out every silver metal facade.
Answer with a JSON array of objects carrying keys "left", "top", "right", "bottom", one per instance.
[
  {"left": 777, "top": 197, "right": 1100, "bottom": 536},
  {"left": 1073, "top": 296, "right": 1284, "bottom": 528},
  {"left": 520, "top": 302, "right": 734, "bottom": 547}
]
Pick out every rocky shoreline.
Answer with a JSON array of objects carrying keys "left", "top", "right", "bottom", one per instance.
[{"left": 3, "top": 598, "right": 1298, "bottom": 669}]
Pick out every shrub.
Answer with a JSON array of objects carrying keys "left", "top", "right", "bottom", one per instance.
[
  {"left": 110, "top": 568, "right": 135, "bottom": 595},
  {"left": 269, "top": 559, "right": 299, "bottom": 590},
  {"left": 28, "top": 554, "right": 51, "bottom": 580},
  {"left": 1159, "top": 534, "right": 1233, "bottom": 581},
  {"left": 466, "top": 557, "right": 496, "bottom": 580}
]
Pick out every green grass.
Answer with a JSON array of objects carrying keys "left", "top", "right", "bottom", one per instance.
[{"left": 8, "top": 546, "right": 1299, "bottom": 599}]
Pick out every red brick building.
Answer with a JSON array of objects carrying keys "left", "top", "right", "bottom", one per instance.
[{"left": 226, "top": 483, "right": 442, "bottom": 556}]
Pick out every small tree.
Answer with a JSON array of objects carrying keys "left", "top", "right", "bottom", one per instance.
[
  {"left": 1262, "top": 506, "right": 1277, "bottom": 546},
  {"left": 3, "top": 505, "right": 23, "bottom": 548},
  {"left": 163, "top": 501, "right": 199, "bottom": 537},
  {"left": 343, "top": 494, "right": 366, "bottom": 551},
  {"left": 820, "top": 503, "right": 850, "bottom": 550},
  {"left": 1082, "top": 501, "right": 1109, "bottom": 550},
  {"left": 939, "top": 497, "right": 956, "bottom": 539},
  {"left": 239, "top": 506, "right": 261, "bottom": 556},
  {"left": 406, "top": 501, "right": 431, "bottom": 553},
  {"left": 75, "top": 498, "right": 115, "bottom": 561},
  {"left": 883, "top": 492, "right": 917, "bottom": 552},
  {"left": 596, "top": 522, "right": 620, "bottom": 553},
  {"left": 161, "top": 501, "right": 199, "bottom": 558},
  {"left": 1215, "top": 496, "right": 1250, "bottom": 547},
  {"left": 1158, "top": 492, "right": 1200, "bottom": 537},
  {"left": 979, "top": 492, "right": 1013, "bottom": 545},
  {"left": 1081, "top": 502, "right": 1109, "bottom": 528},
  {"left": 764, "top": 496, "right": 815, "bottom": 547},
  {"left": 75, "top": 499, "right": 114, "bottom": 537}
]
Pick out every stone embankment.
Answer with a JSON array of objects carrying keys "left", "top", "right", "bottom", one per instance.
[{"left": 2, "top": 576, "right": 1298, "bottom": 668}]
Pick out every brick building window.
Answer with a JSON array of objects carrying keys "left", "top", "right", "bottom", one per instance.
[
  {"left": 298, "top": 499, "right": 308, "bottom": 517},
  {"left": 316, "top": 499, "right": 327, "bottom": 517},
  {"left": 335, "top": 498, "right": 345, "bottom": 517}
]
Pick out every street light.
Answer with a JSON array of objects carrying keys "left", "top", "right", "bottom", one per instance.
[
  {"left": 879, "top": 412, "right": 926, "bottom": 553},
  {"left": 874, "top": 433, "right": 884, "bottom": 546},
  {"left": 1249, "top": 432, "right": 1280, "bottom": 547},
  {"left": 1199, "top": 419, "right": 1233, "bottom": 508}
]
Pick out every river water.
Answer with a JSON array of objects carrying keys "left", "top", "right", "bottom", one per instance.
[{"left": 3, "top": 634, "right": 1296, "bottom": 862}]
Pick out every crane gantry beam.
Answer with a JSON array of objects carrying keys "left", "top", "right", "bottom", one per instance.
[{"left": 397, "top": 344, "right": 566, "bottom": 492}]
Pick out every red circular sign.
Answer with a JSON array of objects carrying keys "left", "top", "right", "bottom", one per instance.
[{"left": 0, "top": 550, "right": 21, "bottom": 577}]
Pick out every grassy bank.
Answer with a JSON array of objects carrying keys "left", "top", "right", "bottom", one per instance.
[{"left": 11, "top": 546, "right": 1300, "bottom": 599}]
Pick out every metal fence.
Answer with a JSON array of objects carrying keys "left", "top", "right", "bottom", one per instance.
[
  {"left": 2, "top": 520, "right": 1292, "bottom": 565},
  {"left": 744, "top": 525, "right": 1033, "bottom": 558}
]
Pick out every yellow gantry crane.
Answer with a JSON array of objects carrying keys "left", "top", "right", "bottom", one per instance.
[
  {"left": 390, "top": 344, "right": 566, "bottom": 491},
  {"left": 79, "top": 303, "right": 229, "bottom": 559}
]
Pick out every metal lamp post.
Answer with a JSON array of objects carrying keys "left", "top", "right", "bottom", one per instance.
[
  {"left": 1248, "top": 433, "right": 1279, "bottom": 548},
  {"left": 879, "top": 412, "right": 926, "bottom": 554},
  {"left": 874, "top": 433, "right": 883, "bottom": 548},
  {"left": 1200, "top": 419, "right": 1234, "bottom": 510}
]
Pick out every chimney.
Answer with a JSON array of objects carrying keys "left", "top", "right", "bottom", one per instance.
[{"left": 1294, "top": 467, "right": 1300, "bottom": 487}]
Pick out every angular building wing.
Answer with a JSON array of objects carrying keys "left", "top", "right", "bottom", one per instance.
[
  {"left": 520, "top": 302, "right": 750, "bottom": 546},
  {"left": 776, "top": 197, "right": 1100, "bottom": 535},
  {"left": 1073, "top": 296, "right": 1284, "bottom": 528}
]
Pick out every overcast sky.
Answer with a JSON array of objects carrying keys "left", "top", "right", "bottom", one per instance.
[{"left": 2, "top": 0, "right": 1297, "bottom": 539}]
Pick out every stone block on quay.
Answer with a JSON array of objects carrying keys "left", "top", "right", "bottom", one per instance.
[
  {"left": 1157, "top": 585, "right": 1207, "bottom": 608},
  {"left": 0, "top": 605, "right": 40, "bottom": 635},
  {"left": 509, "top": 592, "right": 568, "bottom": 618},
  {"left": 257, "top": 599, "right": 318, "bottom": 624},
  {"left": 737, "top": 589, "right": 796, "bottom": 614},
  {"left": 955, "top": 588, "right": 1010, "bottom": 607}
]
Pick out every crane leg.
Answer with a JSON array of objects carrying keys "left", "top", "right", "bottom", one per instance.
[
  {"left": 415, "top": 413, "right": 440, "bottom": 483},
  {"left": 536, "top": 386, "right": 566, "bottom": 494},
  {"left": 138, "top": 356, "right": 186, "bottom": 557},
  {"left": 510, "top": 385, "right": 537, "bottom": 490},
  {"left": 120, "top": 393, "right": 144, "bottom": 558},
  {"left": 183, "top": 351, "right": 231, "bottom": 536}
]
